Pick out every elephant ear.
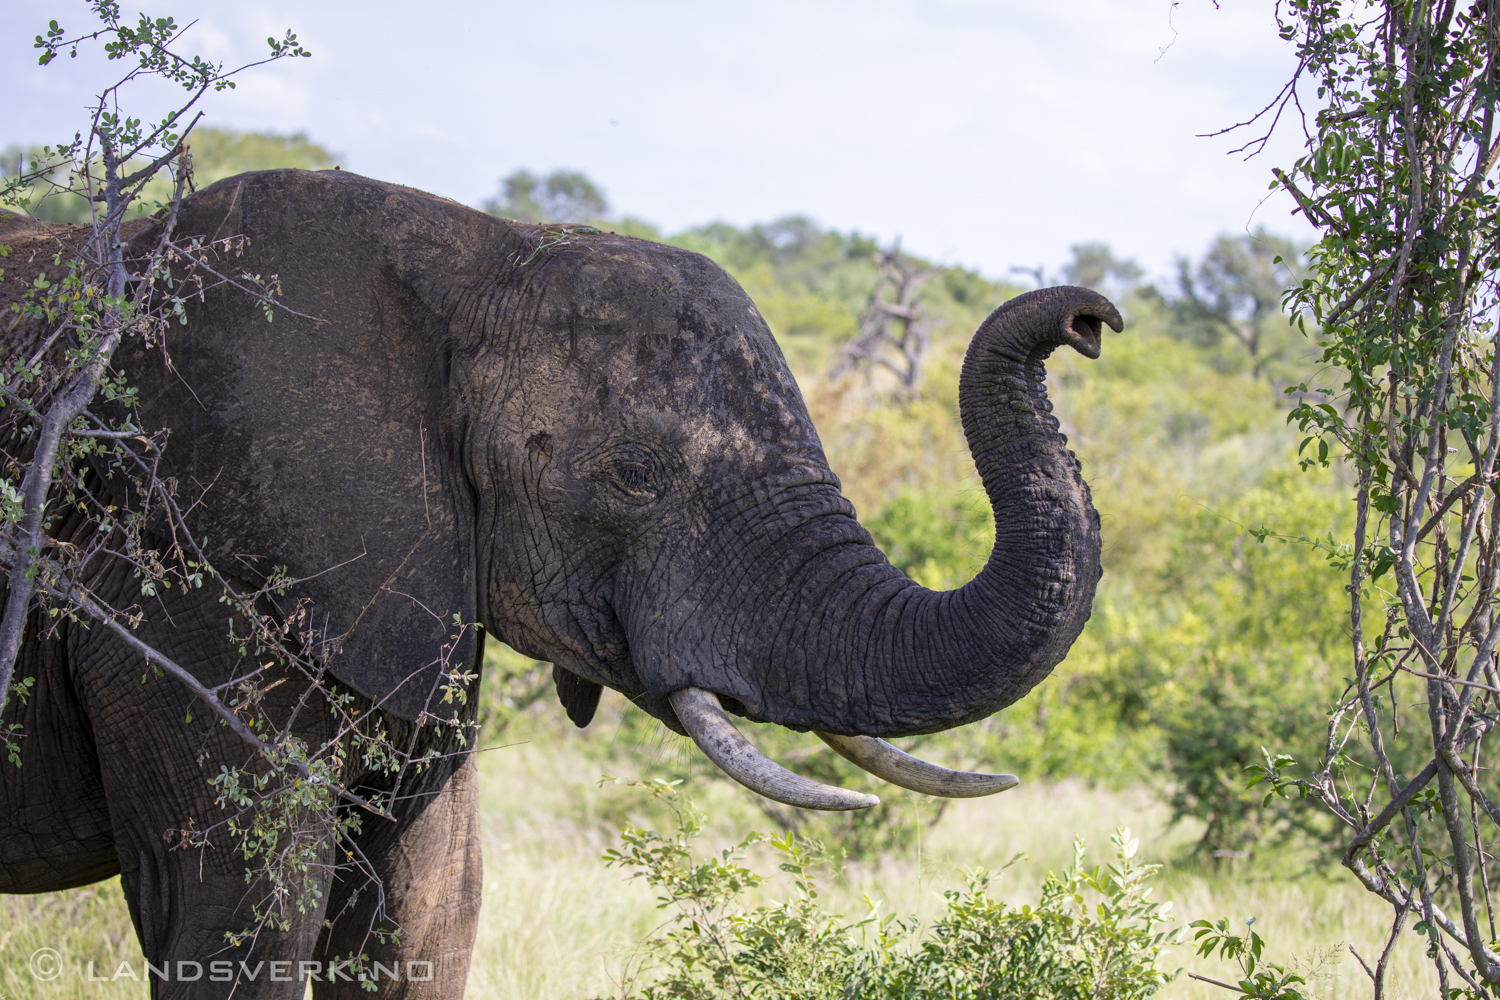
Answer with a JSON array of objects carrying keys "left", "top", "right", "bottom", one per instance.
[{"left": 119, "top": 169, "right": 525, "bottom": 721}]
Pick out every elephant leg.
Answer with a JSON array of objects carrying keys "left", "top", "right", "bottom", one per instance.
[
  {"left": 0, "top": 606, "right": 119, "bottom": 892},
  {"left": 314, "top": 752, "right": 482, "bottom": 1000},
  {"left": 74, "top": 572, "right": 339, "bottom": 999}
]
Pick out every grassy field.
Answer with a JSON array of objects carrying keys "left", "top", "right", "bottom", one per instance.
[
  {"left": 467, "top": 695, "right": 1435, "bottom": 1000},
  {"left": 2, "top": 687, "right": 1434, "bottom": 1000}
]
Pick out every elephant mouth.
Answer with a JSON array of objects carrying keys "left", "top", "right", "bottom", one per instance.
[{"left": 667, "top": 687, "right": 1019, "bottom": 811}]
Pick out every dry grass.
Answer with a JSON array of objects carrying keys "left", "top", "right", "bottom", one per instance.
[
  {"left": 1, "top": 883, "right": 146, "bottom": 999},
  {"left": 0, "top": 718, "right": 1437, "bottom": 999},
  {"left": 468, "top": 725, "right": 1436, "bottom": 1000}
]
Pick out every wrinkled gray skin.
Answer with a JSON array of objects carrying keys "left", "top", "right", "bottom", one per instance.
[{"left": 0, "top": 170, "right": 1120, "bottom": 998}]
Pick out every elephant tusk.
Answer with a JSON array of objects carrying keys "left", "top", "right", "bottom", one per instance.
[
  {"left": 814, "top": 732, "right": 1019, "bottom": 798},
  {"left": 668, "top": 688, "right": 879, "bottom": 811}
]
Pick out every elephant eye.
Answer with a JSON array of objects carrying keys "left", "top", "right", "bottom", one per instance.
[{"left": 605, "top": 448, "right": 664, "bottom": 504}]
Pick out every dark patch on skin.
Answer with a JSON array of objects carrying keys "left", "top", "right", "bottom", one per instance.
[
  {"left": 676, "top": 303, "right": 710, "bottom": 339},
  {"left": 526, "top": 432, "right": 553, "bottom": 457}
]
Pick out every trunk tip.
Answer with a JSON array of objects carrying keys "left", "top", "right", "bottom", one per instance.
[
  {"left": 983, "top": 285, "right": 1123, "bottom": 361},
  {"left": 1046, "top": 285, "right": 1123, "bottom": 360}
]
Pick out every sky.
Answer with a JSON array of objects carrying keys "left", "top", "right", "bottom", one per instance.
[{"left": 2, "top": 0, "right": 1320, "bottom": 284}]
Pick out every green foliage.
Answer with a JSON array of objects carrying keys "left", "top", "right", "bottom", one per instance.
[
  {"left": 0, "top": 5, "right": 478, "bottom": 967},
  {"left": 598, "top": 781, "right": 1178, "bottom": 1000},
  {"left": 1215, "top": 1, "right": 1500, "bottom": 994},
  {"left": 2, "top": 126, "right": 336, "bottom": 224},
  {"left": 600, "top": 779, "right": 864, "bottom": 1000},
  {"left": 845, "top": 306, "right": 1341, "bottom": 820},
  {"left": 1061, "top": 241, "right": 1144, "bottom": 300},
  {"left": 7, "top": 3, "right": 309, "bottom": 227},
  {"left": 864, "top": 488, "right": 991, "bottom": 591},
  {"left": 1153, "top": 471, "right": 1349, "bottom": 857},
  {"left": 1189, "top": 919, "right": 1308, "bottom": 999},
  {"left": 2, "top": 675, "right": 33, "bottom": 767},
  {"left": 1171, "top": 229, "right": 1307, "bottom": 385},
  {"left": 668, "top": 217, "right": 881, "bottom": 370},
  {"left": 485, "top": 168, "right": 609, "bottom": 224},
  {"left": 175, "top": 127, "right": 337, "bottom": 183},
  {"left": 475, "top": 637, "right": 552, "bottom": 738},
  {"left": 866, "top": 830, "right": 1178, "bottom": 1000}
]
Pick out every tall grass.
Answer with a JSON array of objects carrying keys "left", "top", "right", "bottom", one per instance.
[
  {"left": 0, "top": 706, "right": 1434, "bottom": 998},
  {"left": 1, "top": 884, "right": 146, "bottom": 1000},
  {"left": 464, "top": 694, "right": 1434, "bottom": 1000}
]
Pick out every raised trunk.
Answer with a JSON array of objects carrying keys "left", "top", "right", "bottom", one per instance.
[{"left": 763, "top": 285, "right": 1121, "bottom": 738}]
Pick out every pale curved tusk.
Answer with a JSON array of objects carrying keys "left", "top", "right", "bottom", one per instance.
[
  {"left": 815, "top": 732, "right": 1019, "bottom": 798},
  {"left": 669, "top": 688, "right": 879, "bottom": 811}
]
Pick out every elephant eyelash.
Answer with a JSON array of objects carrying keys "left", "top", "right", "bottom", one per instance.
[
  {"left": 602, "top": 452, "right": 664, "bottom": 504},
  {"left": 620, "top": 463, "right": 653, "bottom": 491}
]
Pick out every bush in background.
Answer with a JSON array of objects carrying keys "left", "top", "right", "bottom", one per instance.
[{"left": 1, "top": 128, "right": 338, "bottom": 224}]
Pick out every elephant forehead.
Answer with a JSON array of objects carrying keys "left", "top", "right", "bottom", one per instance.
[
  {"left": 512, "top": 295, "right": 810, "bottom": 438},
  {"left": 669, "top": 407, "right": 816, "bottom": 471},
  {"left": 598, "top": 327, "right": 815, "bottom": 461},
  {"left": 455, "top": 239, "right": 828, "bottom": 470}
]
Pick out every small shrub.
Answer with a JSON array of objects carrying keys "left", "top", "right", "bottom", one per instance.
[
  {"left": 596, "top": 780, "right": 1179, "bottom": 1000},
  {"left": 866, "top": 835, "right": 1178, "bottom": 1000},
  {"left": 1188, "top": 919, "right": 1309, "bottom": 1000}
]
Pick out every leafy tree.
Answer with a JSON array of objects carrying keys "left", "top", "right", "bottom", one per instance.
[
  {"left": 1220, "top": 1, "right": 1500, "bottom": 996},
  {"left": 2, "top": 128, "right": 338, "bottom": 225},
  {"left": 2, "top": 5, "right": 313, "bottom": 733},
  {"left": 673, "top": 215, "right": 878, "bottom": 295},
  {"left": 1062, "top": 241, "right": 1144, "bottom": 299},
  {"left": 485, "top": 167, "right": 608, "bottom": 223},
  {"left": 1172, "top": 229, "right": 1305, "bottom": 379},
  {"left": 1154, "top": 471, "right": 1350, "bottom": 860},
  {"left": 0, "top": 145, "right": 84, "bottom": 224},
  {"left": 0, "top": 4, "right": 461, "bottom": 969}
]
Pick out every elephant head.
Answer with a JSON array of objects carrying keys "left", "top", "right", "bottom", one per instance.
[{"left": 122, "top": 170, "right": 1120, "bottom": 811}]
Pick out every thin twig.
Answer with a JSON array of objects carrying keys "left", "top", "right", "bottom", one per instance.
[{"left": 1187, "top": 972, "right": 1249, "bottom": 993}]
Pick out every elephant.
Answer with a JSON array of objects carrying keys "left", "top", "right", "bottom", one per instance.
[{"left": 0, "top": 169, "right": 1121, "bottom": 998}]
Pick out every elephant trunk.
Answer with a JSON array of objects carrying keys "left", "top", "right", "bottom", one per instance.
[
  {"left": 815, "top": 284, "right": 1120, "bottom": 736},
  {"left": 670, "top": 286, "right": 1120, "bottom": 807}
]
